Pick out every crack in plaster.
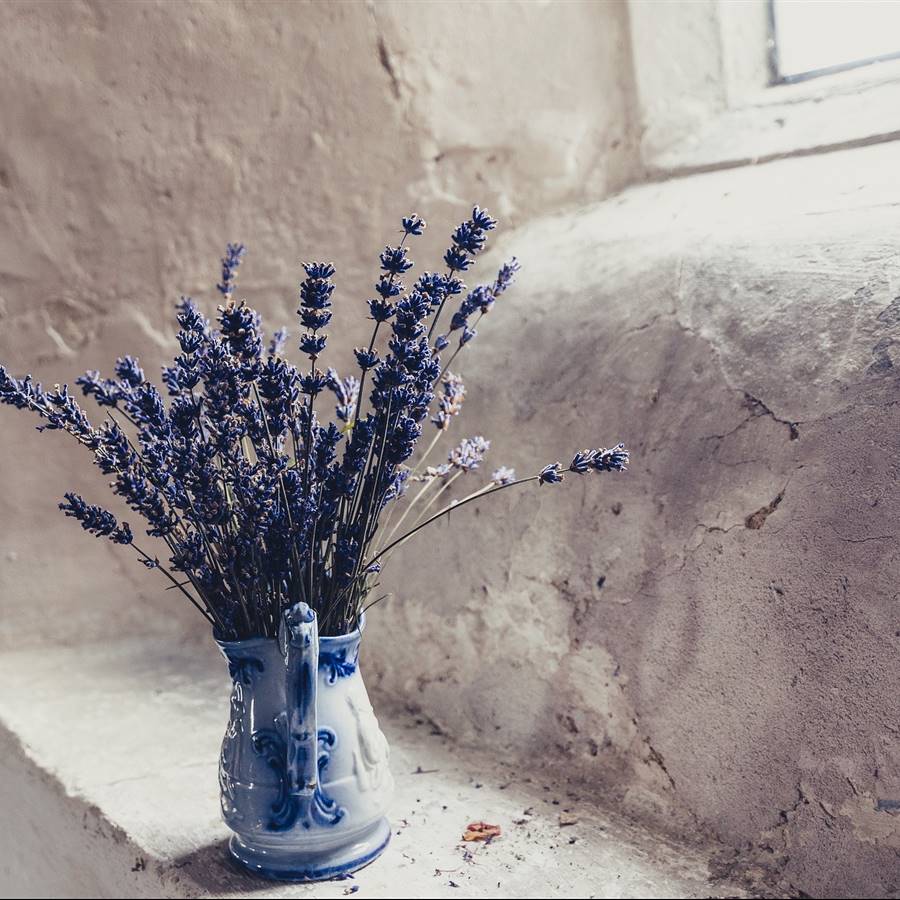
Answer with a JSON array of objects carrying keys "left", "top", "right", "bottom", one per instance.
[
  {"left": 375, "top": 36, "right": 402, "bottom": 101},
  {"left": 643, "top": 739, "right": 676, "bottom": 790},
  {"left": 367, "top": 1, "right": 404, "bottom": 104},
  {"left": 742, "top": 393, "right": 800, "bottom": 441},
  {"left": 826, "top": 523, "right": 895, "bottom": 545},
  {"left": 102, "top": 760, "right": 211, "bottom": 789},
  {"left": 702, "top": 393, "right": 801, "bottom": 448},
  {"left": 626, "top": 296, "right": 802, "bottom": 452}
]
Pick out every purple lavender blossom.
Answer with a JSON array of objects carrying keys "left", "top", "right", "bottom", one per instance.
[
  {"left": 268, "top": 327, "right": 289, "bottom": 357},
  {"left": 0, "top": 212, "right": 628, "bottom": 641},
  {"left": 374, "top": 277, "right": 402, "bottom": 300},
  {"left": 539, "top": 462, "right": 564, "bottom": 485},
  {"left": 354, "top": 347, "right": 379, "bottom": 370},
  {"left": 592, "top": 444, "right": 630, "bottom": 472},
  {"left": 402, "top": 214, "right": 426, "bottom": 236},
  {"left": 59, "top": 493, "right": 133, "bottom": 544},
  {"left": 380, "top": 246, "right": 413, "bottom": 276},
  {"left": 217, "top": 243, "right": 246, "bottom": 299},
  {"left": 368, "top": 298, "right": 396, "bottom": 322}
]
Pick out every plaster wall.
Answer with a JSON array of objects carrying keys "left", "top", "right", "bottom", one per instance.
[
  {"left": 372, "top": 143, "right": 900, "bottom": 898},
  {"left": 1, "top": 2, "right": 898, "bottom": 899},
  {"left": 0, "top": 0, "right": 637, "bottom": 645},
  {"left": 628, "top": 0, "right": 726, "bottom": 160}
]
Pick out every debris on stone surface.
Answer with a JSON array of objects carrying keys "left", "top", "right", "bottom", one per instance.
[
  {"left": 558, "top": 810, "right": 579, "bottom": 826},
  {"left": 462, "top": 820, "right": 502, "bottom": 841}
]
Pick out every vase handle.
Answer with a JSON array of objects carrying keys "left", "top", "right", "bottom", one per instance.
[{"left": 279, "top": 602, "right": 319, "bottom": 801}]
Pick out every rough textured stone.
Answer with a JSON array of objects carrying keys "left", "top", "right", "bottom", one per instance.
[
  {"left": 0, "top": 638, "right": 743, "bottom": 898},
  {"left": 369, "top": 142, "right": 900, "bottom": 899},
  {"left": 2, "top": 2, "right": 900, "bottom": 897}
]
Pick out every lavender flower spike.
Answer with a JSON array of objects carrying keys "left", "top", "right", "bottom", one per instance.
[
  {"left": 592, "top": 443, "right": 630, "bottom": 472},
  {"left": 298, "top": 261, "right": 336, "bottom": 348},
  {"left": 59, "top": 493, "right": 134, "bottom": 545},
  {"left": 0, "top": 205, "right": 630, "bottom": 643},
  {"left": 268, "top": 327, "right": 289, "bottom": 357},
  {"left": 539, "top": 462, "right": 564, "bottom": 485},
  {"left": 217, "top": 243, "right": 246, "bottom": 299},
  {"left": 326, "top": 369, "right": 360, "bottom": 424},
  {"left": 431, "top": 372, "right": 466, "bottom": 431}
]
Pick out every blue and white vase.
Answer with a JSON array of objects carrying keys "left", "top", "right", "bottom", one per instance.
[{"left": 217, "top": 603, "right": 393, "bottom": 881}]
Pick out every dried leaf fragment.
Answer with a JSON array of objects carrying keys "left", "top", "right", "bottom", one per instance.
[{"left": 462, "top": 820, "right": 502, "bottom": 841}]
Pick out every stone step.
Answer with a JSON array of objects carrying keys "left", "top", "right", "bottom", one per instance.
[{"left": 0, "top": 638, "right": 742, "bottom": 899}]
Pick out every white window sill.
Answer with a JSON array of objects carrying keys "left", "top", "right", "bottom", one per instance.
[{"left": 648, "top": 60, "right": 900, "bottom": 178}]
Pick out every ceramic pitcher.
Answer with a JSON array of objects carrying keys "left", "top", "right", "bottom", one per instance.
[{"left": 217, "top": 602, "right": 393, "bottom": 881}]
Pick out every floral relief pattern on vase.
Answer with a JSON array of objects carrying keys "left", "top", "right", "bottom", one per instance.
[
  {"left": 219, "top": 681, "right": 245, "bottom": 823},
  {"left": 250, "top": 719, "right": 345, "bottom": 831},
  {"left": 347, "top": 689, "right": 391, "bottom": 794},
  {"left": 319, "top": 645, "right": 359, "bottom": 683}
]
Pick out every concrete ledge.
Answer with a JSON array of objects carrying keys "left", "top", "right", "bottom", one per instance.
[{"left": 0, "top": 637, "right": 740, "bottom": 898}]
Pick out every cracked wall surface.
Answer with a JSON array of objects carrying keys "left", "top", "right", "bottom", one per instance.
[
  {"left": 2, "top": 3, "right": 899, "bottom": 899},
  {"left": 370, "top": 143, "right": 900, "bottom": 899}
]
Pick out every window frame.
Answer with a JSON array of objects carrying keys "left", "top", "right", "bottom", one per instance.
[
  {"left": 629, "top": 0, "right": 900, "bottom": 178},
  {"left": 768, "top": 0, "right": 900, "bottom": 86}
]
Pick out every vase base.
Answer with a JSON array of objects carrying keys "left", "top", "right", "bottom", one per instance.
[{"left": 228, "top": 818, "right": 391, "bottom": 882}]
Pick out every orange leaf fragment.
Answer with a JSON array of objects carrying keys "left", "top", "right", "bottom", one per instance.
[{"left": 462, "top": 821, "right": 502, "bottom": 842}]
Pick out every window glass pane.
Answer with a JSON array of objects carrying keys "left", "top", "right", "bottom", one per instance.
[{"left": 773, "top": 0, "right": 900, "bottom": 81}]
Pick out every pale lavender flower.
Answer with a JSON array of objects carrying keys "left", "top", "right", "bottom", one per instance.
[
  {"left": 431, "top": 372, "right": 466, "bottom": 431},
  {"left": 448, "top": 436, "right": 490, "bottom": 472},
  {"left": 268, "top": 327, "right": 289, "bottom": 357},
  {"left": 414, "top": 463, "right": 452, "bottom": 482},
  {"left": 326, "top": 369, "right": 360, "bottom": 423}
]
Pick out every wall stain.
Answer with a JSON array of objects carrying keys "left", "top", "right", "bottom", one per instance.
[{"left": 745, "top": 491, "right": 784, "bottom": 530}]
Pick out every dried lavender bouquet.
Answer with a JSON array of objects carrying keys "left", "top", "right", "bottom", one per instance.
[{"left": 0, "top": 208, "right": 628, "bottom": 639}]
